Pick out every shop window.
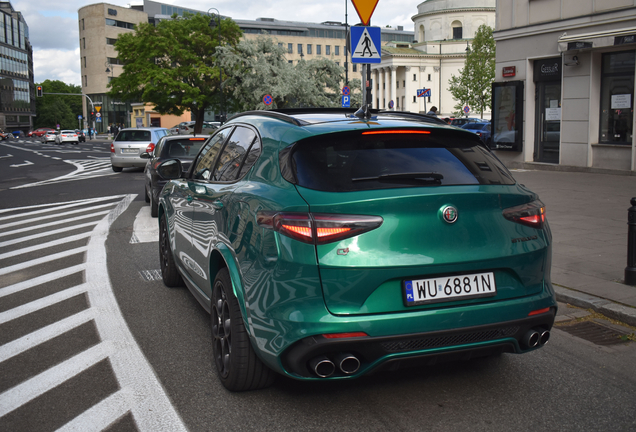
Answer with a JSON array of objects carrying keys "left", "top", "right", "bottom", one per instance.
[{"left": 600, "top": 50, "right": 634, "bottom": 144}]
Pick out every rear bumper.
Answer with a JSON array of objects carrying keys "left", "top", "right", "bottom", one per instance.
[
  {"left": 281, "top": 308, "right": 555, "bottom": 379},
  {"left": 111, "top": 153, "right": 146, "bottom": 168}
]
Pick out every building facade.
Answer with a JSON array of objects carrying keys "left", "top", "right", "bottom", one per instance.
[
  {"left": 0, "top": 2, "right": 34, "bottom": 134},
  {"left": 371, "top": 0, "right": 496, "bottom": 117},
  {"left": 77, "top": 0, "right": 414, "bottom": 133},
  {"left": 493, "top": 0, "right": 636, "bottom": 172}
]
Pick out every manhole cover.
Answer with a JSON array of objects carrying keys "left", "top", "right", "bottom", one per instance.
[{"left": 559, "top": 321, "right": 630, "bottom": 346}]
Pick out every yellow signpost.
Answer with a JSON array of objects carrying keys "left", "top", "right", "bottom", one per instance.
[{"left": 351, "top": 0, "right": 379, "bottom": 26}]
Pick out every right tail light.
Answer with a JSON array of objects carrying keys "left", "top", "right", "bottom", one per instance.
[{"left": 503, "top": 200, "right": 546, "bottom": 229}]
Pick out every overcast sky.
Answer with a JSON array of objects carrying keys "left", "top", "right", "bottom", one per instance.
[{"left": 17, "top": 0, "right": 419, "bottom": 87}]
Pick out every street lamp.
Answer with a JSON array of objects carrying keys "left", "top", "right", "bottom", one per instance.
[{"left": 208, "top": 8, "right": 224, "bottom": 124}]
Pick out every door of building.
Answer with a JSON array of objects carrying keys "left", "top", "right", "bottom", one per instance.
[{"left": 534, "top": 58, "right": 562, "bottom": 164}]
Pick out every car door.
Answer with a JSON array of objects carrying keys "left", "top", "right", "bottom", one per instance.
[{"left": 187, "top": 125, "right": 259, "bottom": 298}]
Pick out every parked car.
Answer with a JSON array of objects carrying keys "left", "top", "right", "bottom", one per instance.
[
  {"left": 11, "top": 130, "right": 24, "bottom": 138},
  {"left": 75, "top": 129, "right": 86, "bottom": 142},
  {"left": 461, "top": 121, "right": 492, "bottom": 146},
  {"left": 0, "top": 130, "right": 10, "bottom": 140},
  {"left": 450, "top": 117, "right": 480, "bottom": 127},
  {"left": 141, "top": 134, "right": 208, "bottom": 217},
  {"left": 30, "top": 127, "right": 55, "bottom": 137},
  {"left": 156, "top": 108, "right": 557, "bottom": 391},
  {"left": 41, "top": 131, "right": 57, "bottom": 143},
  {"left": 55, "top": 130, "right": 79, "bottom": 145},
  {"left": 178, "top": 121, "right": 219, "bottom": 135},
  {"left": 110, "top": 127, "right": 170, "bottom": 172}
]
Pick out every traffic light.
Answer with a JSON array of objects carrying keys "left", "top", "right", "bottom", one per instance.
[{"left": 36, "top": 86, "right": 42, "bottom": 97}]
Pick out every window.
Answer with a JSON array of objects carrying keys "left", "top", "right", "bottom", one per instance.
[
  {"left": 307, "top": 44, "right": 312, "bottom": 54},
  {"left": 298, "top": 44, "right": 303, "bottom": 54},
  {"left": 335, "top": 46, "right": 339, "bottom": 56},
  {"left": 288, "top": 60, "right": 293, "bottom": 64},
  {"left": 83, "top": 38, "right": 86, "bottom": 49},
  {"left": 600, "top": 51, "right": 634, "bottom": 144},
  {"left": 397, "top": 81, "right": 399, "bottom": 88},
  {"left": 288, "top": 43, "right": 293, "bottom": 54},
  {"left": 413, "top": 74, "right": 416, "bottom": 81},
  {"left": 451, "top": 21, "right": 463, "bottom": 39},
  {"left": 83, "top": 57, "right": 86, "bottom": 68},
  {"left": 317, "top": 45, "right": 321, "bottom": 55},
  {"left": 326, "top": 45, "right": 330, "bottom": 55},
  {"left": 403, "top": 80, "right": 406, "bottom": 87},
  {"left": 212, "top": 126, "right": 258, "bottom": 182},
  {"left": 193, "top": 128, "right": 231, "bottom": 181},
  {"left": 427, "top": 96, "right": 431, "bottom": 103},
  {"left": 353, "top": 64, "right": 357, "bottom": 72},
  {"left": 278, "top": 43, "right": 283, "bottom": 49},
  {"left": 81, "top": 19, "right": 84, "bottom": 30},
  {"left": 106, "top": 38, "right": 117, "bottom": 45},
  {"left": 428, "top": 74, "right": 431, "bottom": 81},
  {"left": 413, "top": 96, "right": 416, "bottom": 103}
]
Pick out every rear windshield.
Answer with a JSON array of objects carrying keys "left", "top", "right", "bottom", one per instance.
[
  {"left": 116, "top": 130, "right": 151, "bottom": 142},
  {"left": 282, "top": 130, "right": 515, "bottom": 192},
  {"left": 166, "top": 139, "right": 205, "bottom": 158},
  {"left": 463, "top": 123, "right": 489, "bottom": 130}
]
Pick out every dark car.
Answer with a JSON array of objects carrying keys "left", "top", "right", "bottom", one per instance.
[
  {"left": 450, "top": 117, "right": 480, "bottom": 127},
  {"left": 142, "top": 134, "right": 208, "bottom": 217},
  {"left": 75, "top": 129, "right": 86, "bottom": 142},
  {"left": 461, "top": 122, "right": 492, "bottom": 146},
  {"left": 156, "top": 108, "right": 556, "bottom": 391}
]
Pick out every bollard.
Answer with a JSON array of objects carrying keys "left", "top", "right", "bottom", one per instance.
[{"left": 625, "top": 197, "right": 636, "bottom": 285}]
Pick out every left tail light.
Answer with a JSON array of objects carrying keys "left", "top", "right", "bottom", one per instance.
[
  {"left": 503, "top": 200, "right": 546, "bottom": 229},
  {"left": 110, "top": 143, "right": 115, "bottom": 153},
  {"left": 146, "top": 143, "right": 155, "bottom": 153},
  {"left": 257, "top": 212, "right": 383, "bottom": 245}
]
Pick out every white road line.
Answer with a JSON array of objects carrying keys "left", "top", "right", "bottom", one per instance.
[
  {"left": 0, "top": 246, "right": 88, "bottom": 276},
  {"left": 0, "top": 204, "right": 115, "bottom": 229},
  {"left": 56, "top": 390, "right": 132, "bottom": 432},
  {"left": 0, "top": 343, "right": 111, "bottom": 418},
  {"left": 0, "top": 309, "right": 95, "bottom": 362},
  {"left": 0, "top": 264, "right": 85, "bottom": 299},
  {"left": 0, "top": 221, "right": 99, "bottom": 246},
  {"left": 0, "top": 195, "right": 125, "bottom": 217},
  {"left": 0, "top": 233, "right": 91, "bottom": 260},
  {"left": 0, "top": 208, "right": 110, "bottom": 237},
  {"left": 130, "top": 206, "right": 158, "bottom": 243},
  {"left": 0, "top": 284, "right": 88, "bottom": 325}
]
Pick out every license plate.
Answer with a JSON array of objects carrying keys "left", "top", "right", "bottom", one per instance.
[
  {"left": 404, "top": 272, "right": 496, "bottom": 306},
  {"left": 122, "top": 148, "right": 138, "bottom": 154}
]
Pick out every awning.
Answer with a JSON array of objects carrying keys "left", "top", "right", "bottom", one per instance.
[{"left": 558, "top": 27, "right": 636, "bottom": 52}]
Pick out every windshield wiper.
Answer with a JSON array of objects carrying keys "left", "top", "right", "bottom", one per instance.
[{"left": 352, "top": 172, "right": 444, "bottom": 183}]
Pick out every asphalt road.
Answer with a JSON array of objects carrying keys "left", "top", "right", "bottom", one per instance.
[{"left": 1, "top": 139, "right": 635, "bottom": 431}]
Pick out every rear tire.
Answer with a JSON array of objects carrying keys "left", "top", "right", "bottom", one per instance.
[
  {"left": 144, "top": 186, "right": 150, "bottom": 203},
  {"left": 112, "top": 165, "right": 123, "bottom": 172},
  {"left": 211, "top": 268, "right": 275, "bottom": 391},
  {"left": 150, "top": 190, "right": 158, "bottom": 217},
  {"left": 159, "top": 216, "right": 183, "bottom": 287}
]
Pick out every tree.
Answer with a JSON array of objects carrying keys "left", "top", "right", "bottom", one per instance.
[
  {"left": 447, "top": 25, "right": 495, "bottom": 119},
  {"left": 219, "top": 35, "right": 354, "bottom": 110},
  {"left": 108, "top": 13, "right": 242, "bottom": 133},
  {"left": 34, "top": 80, "right": 82, "bottom": 129}
]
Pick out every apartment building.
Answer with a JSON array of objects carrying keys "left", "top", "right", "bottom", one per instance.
[{"left": 493, "top": 0, "right": 636, "bottom": 172}]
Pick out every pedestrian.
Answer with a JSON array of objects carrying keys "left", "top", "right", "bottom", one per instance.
[
  {"left": 427, "top": 106, "right": 438, "bottom": 116},
  {"left": 88, "top": 127, "right": 92, "bottom": 140}
]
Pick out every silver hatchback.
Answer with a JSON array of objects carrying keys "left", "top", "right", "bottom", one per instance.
[{"left": 110, "top": 127, "right": 170, "bottom": 172}]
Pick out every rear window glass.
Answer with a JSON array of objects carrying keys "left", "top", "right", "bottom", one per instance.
[
  {"left": 166, "top": 139, "right": 205, "bottom": 158},
  {"left": 284, "top": 130, "right": 515, "bottom": 192},
  {"left": 463, "top": 123, "right": 489, "bottom": 130},
  {"left": 116, "top": 130, "right": 151, "bottom": 142}
]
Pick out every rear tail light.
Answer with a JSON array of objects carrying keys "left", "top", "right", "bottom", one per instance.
[
  {"left": 503, "top": 200, "right": 546, "bottom": 229},
  {"left": 257, "top": 212, "right": 383, "bottom": 245},
  {"left": 110, "top": 143, "right": 115, "bottom": 153},
  {"left": 146, "top": 143, "right": 155, "bottom": 153}
]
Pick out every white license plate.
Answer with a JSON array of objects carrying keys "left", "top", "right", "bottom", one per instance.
[
  {"left": 404, "top": 272, "right": 496, "bottom": 306},
  {"left": 121, "top": 148, "right": 138, "bottom": 154}
]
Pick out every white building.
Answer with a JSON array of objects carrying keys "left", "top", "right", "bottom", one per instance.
[{"left": 371, "top": 0, "right": 496, "bottom": 118}]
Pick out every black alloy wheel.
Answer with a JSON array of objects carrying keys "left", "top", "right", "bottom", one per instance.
[
  {"left": 211, "top": 268, "right": 275, "bottom": 391},
  {"left": 159, "top": 216, "right": 183, "bottom": 287}
]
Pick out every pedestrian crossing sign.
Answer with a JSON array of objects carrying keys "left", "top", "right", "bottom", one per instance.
[{"left": 350, "top": 26, "right": 381, "bottom": 63}]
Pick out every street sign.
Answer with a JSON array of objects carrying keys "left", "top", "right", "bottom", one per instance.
[
  {"left": 342, "top": 95, "right": 350, "bottom": 108},
  {"left": 342, "top": 86, "right": 350, "bottom": 96},
  {"left": 78, "top": 115, "right": 83, "bottom": 120},
  {"left": 351, "top": 0, "right": 379, "bottom": 26},
  {"left": 95, "top": 106, "right": 101, "bottom": 112},
  {"left": 96, "top": 112, "right": 101, "bottom": 118},
  {"left": 388, "top": 100, "right": 394, "bottom": 109},
  {"left": 263, "top": 94, "right": 273, "bottom": 106},
  {"left": 417, "top": 88, "right": 431, "bottom": 98},
  {"left": 463, "top": 105, "right": 471, "bottom": 114},
  {"left": 351, "top": 26, "right": 381, "bottom": 63}
]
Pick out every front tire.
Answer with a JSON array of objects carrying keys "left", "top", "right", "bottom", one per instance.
[
  {"left": 150, "top": 190, "right": 158, "bottom": 217},
  {"left": 159, "top": 215, "right": 183, "bottom": 287},
  {"left": 211, "top": 268, "right": 275, "bottom": 391},
  {"left": 112, "top": 165, "right": 123, "bottom": 172}
]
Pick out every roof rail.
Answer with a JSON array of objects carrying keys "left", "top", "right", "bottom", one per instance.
[
  {"left": 226, "top": 110, "right": 308, "bottom": 126},
  {"left": 377, "top": 110, "right": 449, "bottom": 125}
]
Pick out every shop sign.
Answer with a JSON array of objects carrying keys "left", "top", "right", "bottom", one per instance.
[
  {"left": 567, "top": 41, "right": 593, "bottom": 50},
  {"left": 615, "top": 35, "right": 636, "bottom": 46},
  {"left": 502, "top": 66, "right": 516, "bottom": 77},
  {"left": 611, "top": 94, "right": 632, "bottom": 110},
  {"left": 534, "top": 57, "right": 562, "bottom": 82}
]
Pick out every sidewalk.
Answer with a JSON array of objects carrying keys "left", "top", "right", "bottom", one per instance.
[{"left": 511, "top": 168, "right": 636, "bottom": 327}]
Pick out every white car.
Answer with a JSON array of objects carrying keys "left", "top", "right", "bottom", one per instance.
[
  {"left": 55, "top": 130, "right": 79, "bottom": 145},
  {"left": 42, "top": 131, "right": 58, "bottom": 143}
]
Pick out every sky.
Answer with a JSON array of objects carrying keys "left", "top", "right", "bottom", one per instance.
[{"left": 17, "top": 0, "right": 420, "bottom": 87}]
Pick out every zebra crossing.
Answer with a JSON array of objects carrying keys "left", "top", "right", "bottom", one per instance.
[
  {"left": 10, "top": 159, "right": 116, "bottom": 190},
  {"left": 0, "top": 195, "right": 186, "bottom": 431}
]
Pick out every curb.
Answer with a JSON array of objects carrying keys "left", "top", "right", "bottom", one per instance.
[{"left": 554, "top": 285, "right": 636, "bottom": 328}]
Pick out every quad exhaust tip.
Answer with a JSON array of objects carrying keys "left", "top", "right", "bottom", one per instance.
[
  {"left": 523, "top": 329, "right": 550, "bottom": 348},
  {"left": 309, "top": 356, "right": 336, "bottom": 378},
  {"left": 309, "top": 353, "right": 361, "bottom": 377},
  {"left": 335, "top": 353, "right": 361, "bottom": 375}
]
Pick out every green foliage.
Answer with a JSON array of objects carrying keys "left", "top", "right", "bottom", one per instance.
[
  {"left": 447, "top": 25, "right": 495, "bottom": 119},
  {"left": 219, "top": 35, "right": 350, "bottom": 110},
  {"left": 109, "top": 13, "right": 242, "bottom": 132},
  {"left": 34, "top": 80, "right": 82, "bottom": 129}
]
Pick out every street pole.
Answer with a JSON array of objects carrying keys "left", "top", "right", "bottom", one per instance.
[
  {"left": 344, "top": 0, "right": 348, "bottom": 87},
  {"left": 208, "top": 8, "right": 224, "bottom": 124}
]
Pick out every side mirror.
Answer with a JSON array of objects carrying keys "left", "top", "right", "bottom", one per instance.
[
  {"left": 140, "top": 152, "right": 151, "bottom": 159},
  {"left": 157, "top": 159, "right": 183, "bottom": 180}
]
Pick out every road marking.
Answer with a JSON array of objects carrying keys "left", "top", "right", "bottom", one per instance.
[
  {"left": 9, "top": 160, "right": 33, "bottom": 168},
  {"left": 0, "top": 153, "right": 12, "bottom": 159},
  {"left": 0, "top": 233, "right": 91, "bottom": 260},
  {"left": 57, "top": 389, "right": 132, "bottom": 432},
  {"left": 130, "top": 206, "right": 158, "bottom": 243},
  {"left": 10, "top": 159, "right": 115, "bottom": 189},
  {"left": 0, "top": 264, "right": 86, "bottom": 299}
]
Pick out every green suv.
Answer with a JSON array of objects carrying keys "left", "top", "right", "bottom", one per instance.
[{"left": 157, "top": 108, "right": 556, "bottom": 391}]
